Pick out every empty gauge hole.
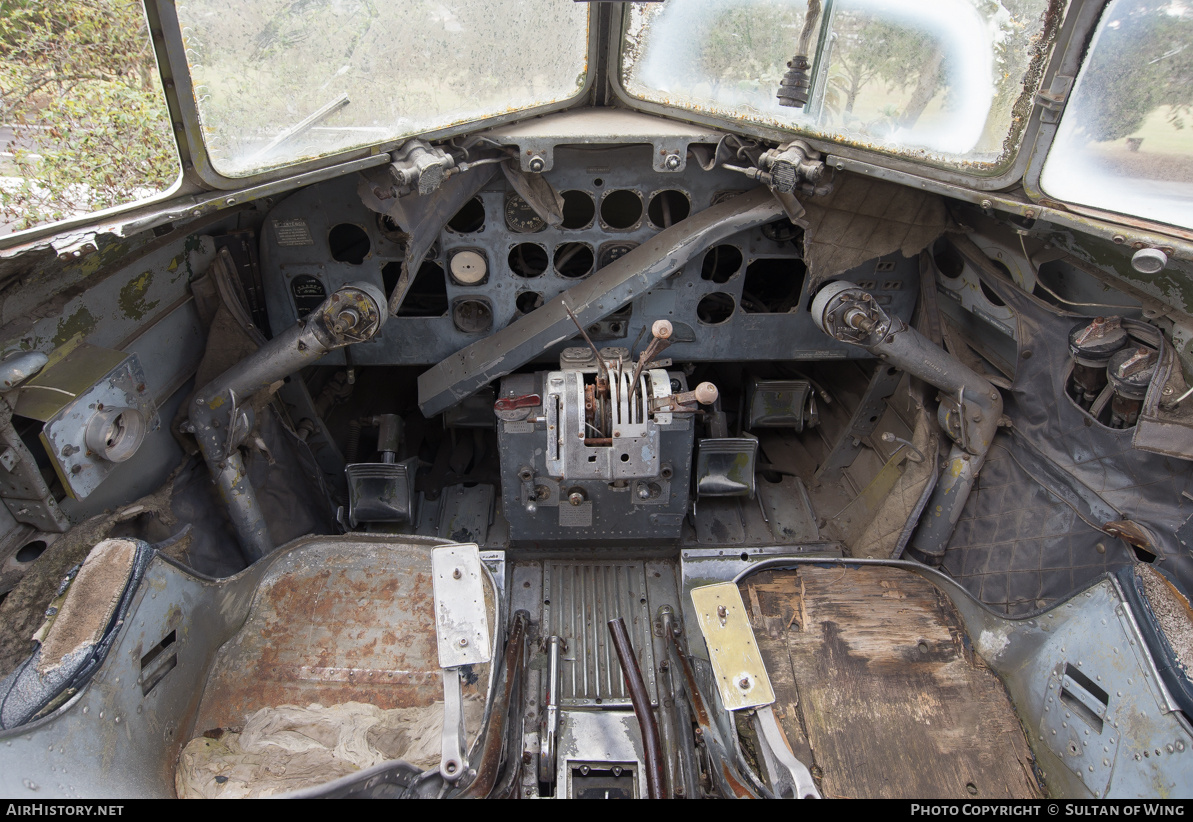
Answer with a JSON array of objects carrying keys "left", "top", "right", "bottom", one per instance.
[
  {"left": 742, "top": 258, "right": 805, "bottom": 313},
  {"left": 561, "top": 191, "right": 596, "bottom": 229},
  {"left": 328, "top": 223, "right": 371, "bottom": 264},
  {"left": 16, "top": 540, "right": 47, "bottom": 563},
  {"left": 981, "top": 263, "right": 1009, "bottom": 306},
  {"left": 555, "top": 243, "right": 594, "bottom": 278},
  {"left": 933, "top": 239, "right": 964, "bottom": 279},
  {"left": 697, "top": 292, "right": 735, "bottom": 324},
  {"left": 701, "top": 245, "right": 743, "bottom": 283},
  {"left": 516, "top": 291, "right": 544, "bottom": 315},
  {"left": 648, "top": 190, "right": 690, "bottom": 228},
  {"left": 509, "top": 243, "right": 548, "bottom": 278},
  {"left": 600, "top": 190, "right": 643, "bottom": 229},
  {"left": 447, "top": 197, "right": 485, "bottom": 233},
  {"left": 452, "top": 299, "right": 493, "bottom": 334},
  {"left": 394, "top": 261, "right": 449, "bottom": 317}
]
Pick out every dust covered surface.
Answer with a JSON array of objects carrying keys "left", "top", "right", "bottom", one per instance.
[
  {"left": 0, "top": 515, "right": 121, "bottom": 679},
  {"left": 176, "top": 698, "right": 484, "bottom": 798},
  {"left": 35, "top": 538, "right": 136, "bottom": 675},
  {"left": 741, "top": 565, "right": 1043, "bottom": 799},
  {"left": 191, "top": 541, "right": 493, "bottom": 735},
  {"left": 802, "top": 174, "right": 950, "bottom": 282},
  {"left": 1138, "top": 564, "right": 1193, "bottom": 678}
]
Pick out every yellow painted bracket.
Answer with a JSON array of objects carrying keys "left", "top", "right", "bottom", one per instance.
[{"left": 690, "top": 582, "right": 775, "bottom": 711}]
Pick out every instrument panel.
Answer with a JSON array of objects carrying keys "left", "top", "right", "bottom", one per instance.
[{"left": 259, "top": 145, "right": 919, "bottom": 369}]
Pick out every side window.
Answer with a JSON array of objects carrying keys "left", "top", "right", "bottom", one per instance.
[
  {"left": 0, "top": 0, "right": 179, "bottom": 236},
  {"left": 1039, "top": 0, "right": 1193, "bottom": 229}
]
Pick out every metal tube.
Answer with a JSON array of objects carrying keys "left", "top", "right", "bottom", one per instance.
[
  {"left": 666, "top": 627, "right": 759, "bottom": 799},
  {"left": 656, "top": 655, "right": 680, "bottom": 799},
  {"left": 811, "top": 281, "right": 1003, "bottom": 559},
  {"left": 607, "top": 617, "right": 667, "bottom": 799},
  {"left": 539, "top": 635, "right": 563, "bottom": 785},
  {"left": 212, "top": 452, "right": 271, "bottom": 562},
  {"left": 188, "top": 282, "right": 386, "bottom": 561},
  {"left": 659, "top": 606, "right": 700, "bottom": 798},
  {"left": 456, "top": 611, "right": 529, "bottom": 799}
]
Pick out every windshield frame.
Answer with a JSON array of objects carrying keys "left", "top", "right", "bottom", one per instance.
[
  {"left": 608, "top": 0, "right": 1068, "bottom": 192},
  {"left": 152, "top": 0, "right": 601, "bottom": 191},
  {"left": 1023, "top": 0, "right": 1193, "bottom": 234}
]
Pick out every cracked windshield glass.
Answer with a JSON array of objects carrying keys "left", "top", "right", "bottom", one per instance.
[
  {"left": 1040, "top": 0, "right": 1193, "bottom": 229},
  {"left": 175, "top": 0, "right": 591, "bottom": 178},
  {"left": 621, "top": 0, "right": 1055, "bottom": 171},
  {"left": 0, "top": 0, "right": 178, "bottom": 236}
]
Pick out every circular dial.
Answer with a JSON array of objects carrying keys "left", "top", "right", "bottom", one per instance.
[
  {"left": 505, "top": 195, "right": 546, "bottom": 233},
  {"left": 449, "top": 250, "right": 487, "bottom": 285},
  {"left": 597, "top": 242, "right": 637, "bottom": 269}
]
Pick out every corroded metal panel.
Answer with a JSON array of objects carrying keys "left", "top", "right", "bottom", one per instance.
[{"left": 193, "top": 540, "right": 492, "bottom": 733}]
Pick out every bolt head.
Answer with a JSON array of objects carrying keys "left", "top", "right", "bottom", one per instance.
[
  {"left": 459, "top": 638, "right": 468, "bottom": 647},
  {"left": 664, "top": 154, "right": 681, "bottom": 170},
  {"left": 528, "top": 155, "right": 545, "bottom": 173}
]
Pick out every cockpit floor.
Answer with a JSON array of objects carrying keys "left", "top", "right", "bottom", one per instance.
[
  {"left": 741, "top": 565, "right": 1043, "bottom": 799},
  {"left": 190, "top": 539, "right": 492, "bottom": 738}
]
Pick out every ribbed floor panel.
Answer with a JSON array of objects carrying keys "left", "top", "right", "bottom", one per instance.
[{"left": 542, "top": 561, "right": 657, "bottom": 707}]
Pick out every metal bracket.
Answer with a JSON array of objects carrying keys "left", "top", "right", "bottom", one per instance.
[
  {"left": 0, "top": 398, "right": 69, "bottom": 533},
  {"left": 1035, "top": 75, "right": 1075, "bottom": 123},
  {"left": 690, "top": 583, "right": 775, "bottom": 710},
  {"left": 754, "top": 705, "right": 821, "bottom": 799},
  {"left": 432, "top": 543, "right": 493, "bottom": 782},
  {"left": 814, "top": 363, "right": 903, "bottom": 483},
  {"left": 690, "top": 582, "right": 820, "bottom": 799},
  {"left": 15, "top": 346, "right": 158, "bottom": 501}
]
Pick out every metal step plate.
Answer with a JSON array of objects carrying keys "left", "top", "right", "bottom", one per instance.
[
  {"left": 543, "top": 561, "right": 657, "bottom": 707},
  {"left": 690, "top": 582, "right": 775, "bottom": 711}
]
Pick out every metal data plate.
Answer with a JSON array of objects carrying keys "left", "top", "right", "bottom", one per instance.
[
  {"left": 432, "top": 543, "right": 493, "bottom": 669},
  {"left": 690, "top": 582, "right": 775, "bottom": 711}
]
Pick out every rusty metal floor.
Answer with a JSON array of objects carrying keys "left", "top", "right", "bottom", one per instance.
[{"left": 191, "top": 539, "right": 493, "bottom": 735}]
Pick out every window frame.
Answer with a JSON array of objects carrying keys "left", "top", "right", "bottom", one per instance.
[
  {"left": 153, "top": 0, "right": 601, "bottom": 191},
  {"left": 607, "top": 0, "right": 1071, "bottom": 192}
]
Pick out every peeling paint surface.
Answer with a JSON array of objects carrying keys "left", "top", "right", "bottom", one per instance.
[
  {"left": 118, "top": 271, "right": 161, "bottom": 321},
  {"left": 191, "top": 540, "right": 493, "bottom": 736}
]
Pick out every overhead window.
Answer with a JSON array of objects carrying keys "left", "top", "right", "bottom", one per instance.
[
  {"left": 174, "top": 0, "right": 591, "bottom": 178},
  {"left": 619, "top": 0, "right": 1056, "bottom": 173},
  {"left": 1039, "top": 0, "right": 1193, "bottom": 230}
]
